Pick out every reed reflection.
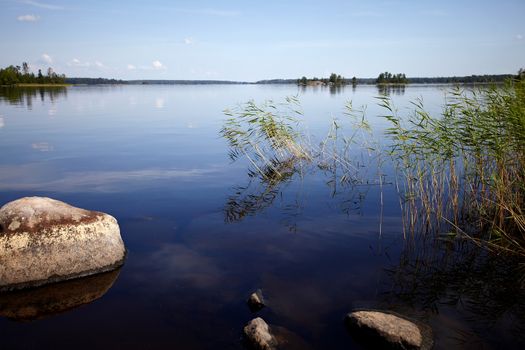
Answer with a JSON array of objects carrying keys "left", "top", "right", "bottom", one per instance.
[
  {"left": 221, "top": 97, "right": 381, "bottom": 229},
  {"left": 378, "top": 238, "right": 525, "bottom": 348}
]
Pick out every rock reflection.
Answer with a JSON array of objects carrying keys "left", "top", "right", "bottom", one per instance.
[
  {"left": 0, "top": 269, "right": 120, "bottom": 321},
  {"left": 0, "top": 86, "right": 68, "bottom": 109}
]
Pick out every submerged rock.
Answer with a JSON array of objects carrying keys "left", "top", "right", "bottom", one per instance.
[
  {"left": 0, "top": 197, "right": 126, "bottom": 291},
  {"left": 243, "top": 317, "right": 278, "bottom": 350},
  {"left": 247, "top": 289, "right": 266, "bottom": 311},
  {"left": 346, "top": 310, "right": 433, "bottom": 350},
  {"left": 0, "top": 268, "right": 121, "bottom": 321}
]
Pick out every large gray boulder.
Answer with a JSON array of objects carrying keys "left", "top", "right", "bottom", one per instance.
[
  {"left": 0, "top": 197, "right": 126, "bottom": 291},
  {"left": 346, "top": 310, "right": 433, "bottom": 350}
]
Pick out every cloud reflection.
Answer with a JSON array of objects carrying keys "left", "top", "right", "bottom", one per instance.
[
  {"left": 0, "top": 165, "right": 218, "bottom": 193},
  {"left": 31, "top": 142, "right": 54, "bottom": 152},
  {"left": 145, "top": 244, "right": 222, "bottom": 289},
  {"left": 0, "top": 117, "right": 4, "bottom": 128},
  {"left": 155, "top": 97, "right": 165, "bottom": 109}
]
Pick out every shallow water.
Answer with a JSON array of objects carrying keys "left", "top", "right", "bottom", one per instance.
[{"left": 0, "top": 84, "right": 523, "bottom": 349}]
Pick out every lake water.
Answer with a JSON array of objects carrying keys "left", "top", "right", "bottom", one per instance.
[{"left": 0, "top": 84, "right": 523, "bottom": 349}]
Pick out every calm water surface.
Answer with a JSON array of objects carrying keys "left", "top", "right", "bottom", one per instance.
[{"left": 0, "top": 84, "right": 523, "bottom": 349}]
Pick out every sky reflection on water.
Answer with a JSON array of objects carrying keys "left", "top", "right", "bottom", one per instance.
[{"left": 0, "top": 85, "right": 523, "bottom": 349}]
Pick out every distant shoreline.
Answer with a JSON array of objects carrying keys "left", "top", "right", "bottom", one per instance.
[
  {"left": 63, "top": 74, "right": 513, "bottom": 86},
  {"left": 0, "top": 83, "right": 71, "bottom": 87},
  {"left": 16, "top": 83, "right": 71, "bottom": 87},
  {"left": 0, "top": 77, "right": 513, "bottom": 87}
]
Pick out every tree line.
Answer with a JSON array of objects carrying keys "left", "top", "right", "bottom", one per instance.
[
  {"left": 0, "top": 62, "right": 66, "bottom": 85},
  {"left": 293, "top": 71, "right": 518, "bottom": 86},
  {"left": 376, "top": 72, "right": 408, "bottom": 84},
  {"left": 297, "top": 73, "right": 355, "bottom": 86}
]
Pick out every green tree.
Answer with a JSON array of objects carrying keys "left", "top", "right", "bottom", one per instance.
[
  {"left": 329, "top": 73, "right": 337, "bottom": 84},
  {"left": 377, "top": 72, "right": 385, "bottom": 84},
  {"left": 22, "top": 62, "right": 30, "bottom": 75}
]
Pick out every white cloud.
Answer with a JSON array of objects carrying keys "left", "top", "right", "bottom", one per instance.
[
  {"left": 20, "top": 0, "right": 63, "bottom": 10},
  {"left": 152, "top": 60, "right": 166, "bottom": 70},
  {"left": 184, "top": 37, "right": 194, "bottom": 45},
  {"left": 128, "top": 62, "right": 168, "bottom": 71},
  {"left": 517, "top": 34, "right": 523, "bottom": 40},
  {"left": 68, "top": 58, "right": 90, "bottom": 67},
  {"left": 41, "top": 53, "right": 53, "bottom": 64},
  {"left": 17, "top": 14, "right": 39, "bottom": 21},
  {"left": 68, "top": 58, "right": 107, "bottom": 69}
]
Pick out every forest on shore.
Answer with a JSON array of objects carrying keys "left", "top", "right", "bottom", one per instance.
[{"left": 0, "top": 62, "right": 66, "bottom": 85}]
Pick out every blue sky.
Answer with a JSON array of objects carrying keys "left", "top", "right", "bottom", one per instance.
[{"left": 0, "top": 0, "right": 524, "bottom": 80}]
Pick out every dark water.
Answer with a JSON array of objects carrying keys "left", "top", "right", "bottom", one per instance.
[{"left": 0, "top": 85, "right": 523, "bottom": 349}]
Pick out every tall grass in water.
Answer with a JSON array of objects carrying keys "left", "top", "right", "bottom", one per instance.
[
  {"left": 220, "top": 79, "right": 525, "bottom": 254},
  {"left": 382, "top": 79, "right": 525, "bottom": 254},
  {"left": 220, "top": 97, "right": 312, "bottom": 225},
  {"left": 220, "top": 97, "right": 380, "bottom": 224},
  {"left": 220, "top": 96, "right": 311, "bottom": 180}
]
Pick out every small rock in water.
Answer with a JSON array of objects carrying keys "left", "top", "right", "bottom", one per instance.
[
  {"left": 243, "top": 317, "right": 278, "bottom": 350},
  {"left": 346, "top": 310, "right": 433, "bottom": 350},
  {"left": 247, "top": 289, "right": 266, "bottom": 311},
  {"left": 0, "top": 197, "right": 126, "bottom": 291}
]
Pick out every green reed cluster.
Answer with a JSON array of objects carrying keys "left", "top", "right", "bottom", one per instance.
[
  {"left": 220, "top": 97, "right": 378, "bottom": 226},
  {"left": 220, "top": 96, "right": 311, "bottom": 180},
  {"left": 221, "top": 79, "right": 525, "bottom": 254},
  {"left": 382, "top": 79, "right": 525, "bottom": 253}
]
